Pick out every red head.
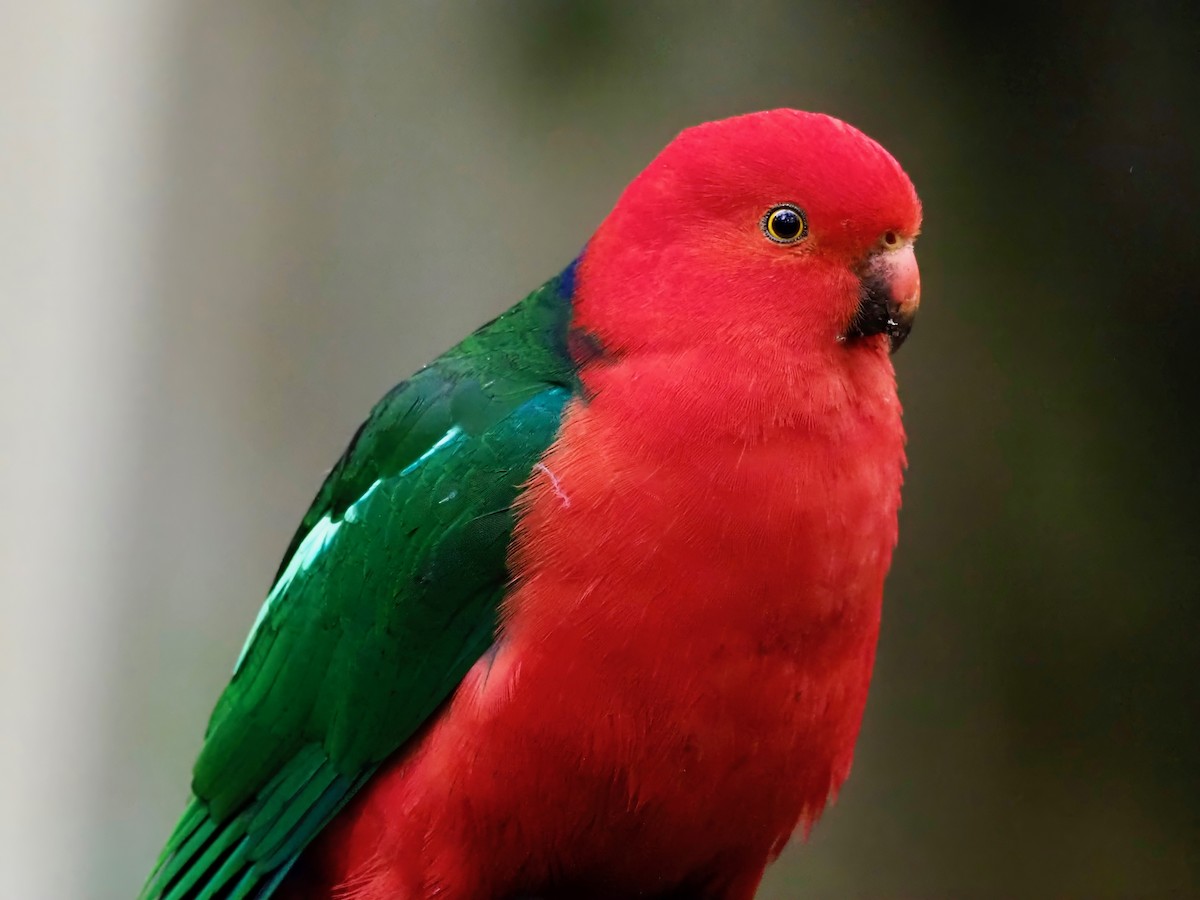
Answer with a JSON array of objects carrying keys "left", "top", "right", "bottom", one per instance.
[{"left": 576, "top": 110, "right": 922, "bottom": 362}]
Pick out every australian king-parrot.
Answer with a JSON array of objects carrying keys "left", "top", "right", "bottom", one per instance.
[{"left": 141, "top": 108, "right": 924, "bottom": 900}]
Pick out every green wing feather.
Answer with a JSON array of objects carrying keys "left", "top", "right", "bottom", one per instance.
[{"left": 140, "top": 270, "right": 579, "bottom": 900}]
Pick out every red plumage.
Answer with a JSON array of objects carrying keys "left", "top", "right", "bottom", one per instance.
[{"left": 283, "top": 110, "right": 922, "bottom": 899}]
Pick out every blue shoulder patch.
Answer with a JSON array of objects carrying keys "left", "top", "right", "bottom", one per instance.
[{"left": 558, "top": 252, "right": 582, "bottom": 300}]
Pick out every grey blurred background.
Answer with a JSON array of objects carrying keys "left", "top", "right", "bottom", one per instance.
[{"left": 2, "top": 2, "right": 1197, "bottom": 898}]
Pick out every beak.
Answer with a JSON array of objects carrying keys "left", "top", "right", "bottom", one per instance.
[{"left": 846, "top": 242, "right": 921, "bottom": 354}]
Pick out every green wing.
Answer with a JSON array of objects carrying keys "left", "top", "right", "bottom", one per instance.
[{"left": 141, "top": 270, "right": 579, "bottom": 900}]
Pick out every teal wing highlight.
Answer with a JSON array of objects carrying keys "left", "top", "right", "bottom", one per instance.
[{"left": 141, "top": 271, "right": 578, "bottom": 900}]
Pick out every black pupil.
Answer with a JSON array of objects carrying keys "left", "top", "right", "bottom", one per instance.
[{"left": 771, "top": 209, "right": 801, "bottom": 239}]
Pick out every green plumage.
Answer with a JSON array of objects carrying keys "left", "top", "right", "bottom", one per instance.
[{"left": 141, "top": 269, "right": 579, "bottom": 900}]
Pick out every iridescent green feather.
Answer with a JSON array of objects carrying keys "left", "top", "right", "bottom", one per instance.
[{"left": 140, "top": 267, "right": 581, "bottom": 899}]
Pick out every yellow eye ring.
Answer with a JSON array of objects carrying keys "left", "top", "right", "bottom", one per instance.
[{"left": 762, "top": 205, "right": 808, "bottom": 244}]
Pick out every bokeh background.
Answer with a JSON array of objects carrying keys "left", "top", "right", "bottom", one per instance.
[{"left": 2, "top": 2, "right": 1197, "bottom": 897}]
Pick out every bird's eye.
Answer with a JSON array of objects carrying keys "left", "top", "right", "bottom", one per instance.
[
  {"left": 882, "top": 230, "right": 901, "bottom": 248},
  {"left": 762, "top": 205, "right": 807, "bottom": 244}
]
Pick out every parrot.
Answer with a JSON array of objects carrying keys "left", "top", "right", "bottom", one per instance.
[{"left": 140, "top": 108, "right": 923, "bottom": 900}]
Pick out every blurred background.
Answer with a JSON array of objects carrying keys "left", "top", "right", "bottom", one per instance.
[{"left": 2, "top": 2, "right": 1197, "bottom": 897}]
